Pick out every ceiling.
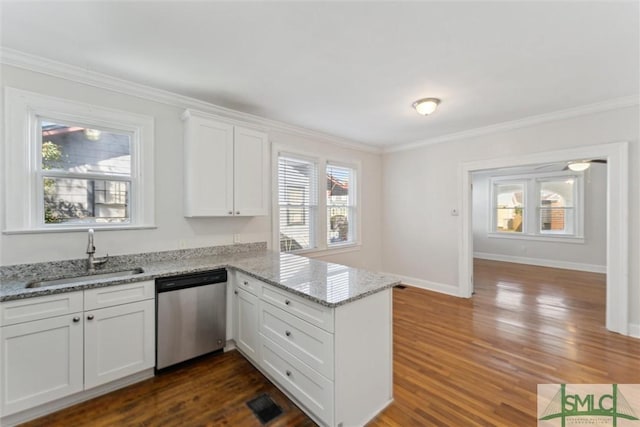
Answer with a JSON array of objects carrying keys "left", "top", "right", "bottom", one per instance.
[{"left": 1, "top": 1, "right": 638, "bottom": 149}]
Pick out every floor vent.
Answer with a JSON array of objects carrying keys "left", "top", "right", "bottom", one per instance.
[
  {"left": 395, "top": 284, "right": 407, "bottom": 289},
  {"left": 246, "top": 393, "right": 283, "bottom": 424}
]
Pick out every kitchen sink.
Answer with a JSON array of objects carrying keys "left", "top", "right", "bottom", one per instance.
[{"left": 26, "top": 267, "right": 145, "bottom": 288}]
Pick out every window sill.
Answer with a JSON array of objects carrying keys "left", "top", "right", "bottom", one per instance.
[
  {"left": 288, "top": 243, "right": 362, "bottom": 258},
  {"left": 3, "top": 225, "right": 158, "bottom": 235},
  {"left": 487, "top": 232, "right": 585, "bottom": 244}
]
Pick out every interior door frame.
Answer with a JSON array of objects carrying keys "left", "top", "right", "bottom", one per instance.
[{"left": 458, "top": 141, "right": 629, "bottom": 335}]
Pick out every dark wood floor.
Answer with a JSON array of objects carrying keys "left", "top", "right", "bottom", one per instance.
[{"left": 22, "top": 260, "right": 640, "bottom": 426}]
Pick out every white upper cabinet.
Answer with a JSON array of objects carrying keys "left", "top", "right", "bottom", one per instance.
[{"left": 183, "top": 110, "right": 269, "bottom": 217}]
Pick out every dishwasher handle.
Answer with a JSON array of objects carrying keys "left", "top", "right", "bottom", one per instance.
[{"left": 156, "top": 269, "right": 227, "bottom": 293}]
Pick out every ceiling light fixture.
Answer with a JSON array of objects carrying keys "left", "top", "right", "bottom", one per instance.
[
  {"left": 567, "top": 162, "right": 590, "bottom": 172},
  {"left": 412, "top": 98, "right": 441, "bottom": 116}
]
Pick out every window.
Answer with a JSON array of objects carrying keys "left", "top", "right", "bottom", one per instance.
[
  {"left": 40, "top": 120, "right": 132, "bottom": 225},
  {"left": 326, "top": 163, "right": 356, "bottom": 246},
  {"left": 278, "top": 155, "right": 318, "bottom": 251},
  {"left": 490, "top": 173, "right": 583, "bottom": 240},
  {"left": 4, "top": 88, "right": 155, "bottom": 232},
  {"left": 276, "top": 151, "right": 359, "bottom": 253}
]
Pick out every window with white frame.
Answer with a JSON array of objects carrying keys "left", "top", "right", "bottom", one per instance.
[
  {"left": 4, "top": 88, "right": 155, "bottom": 232},
  {"left": 278, "top": 155, "right": 318, "bottom": 252},
  {"left": 277, "top": 152, "right": 359, "bottom": 253},
  {"left": 326, "top": 163, "right": 356, "bottom": 246},
  {"left": 491, "top": 173, "right": 583, "bottom": 239}
]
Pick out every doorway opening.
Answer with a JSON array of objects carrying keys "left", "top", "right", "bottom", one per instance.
[{"left": 458, "top": 142, "right": 629, "bottom": 335}]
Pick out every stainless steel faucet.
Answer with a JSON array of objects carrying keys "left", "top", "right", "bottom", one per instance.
[{"left": 87, "top": 228, "right": 108, "bottom": 272}]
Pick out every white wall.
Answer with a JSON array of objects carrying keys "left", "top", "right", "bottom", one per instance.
[
  {"left": 0, "top": 64, "right": 382, "bottom": 271},
  {"left": 381, "top": 106, "right": 640, "bottom": 326},
  {"left": 472, "top": 165, "right": 607, "bottom": 273}
]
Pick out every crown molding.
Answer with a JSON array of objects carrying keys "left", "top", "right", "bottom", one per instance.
[
  {"left": 384, "top": 95, "right": 640, "bottom": 154},
  {"left": 0, "top": 47, "right": 381, "bottom": 154}
]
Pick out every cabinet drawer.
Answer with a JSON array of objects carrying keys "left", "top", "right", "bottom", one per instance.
[
  {"left": 261, "top": 285, "right": 334, "bottom": 333},
  {"left": 261, "top": 302, "right": 334, "bottom": 379},
  {"left": 84, "top": 281, "right": 154, "bottom": 310},
  {"left": 1, "top": 292, "right": 83, "bottom": 326},
  {"left": 235, "top": 271, "right": 262, "bottom": 296},
  {"left": 261, "top": 336, "right": 333, "bottom": 425}
]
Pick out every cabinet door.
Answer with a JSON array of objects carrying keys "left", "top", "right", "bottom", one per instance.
[
  {"left": 0, "top": 314, "right": 83, "bottom": 416},
  {"left": 233, "top": 126, "right": 269, "bottom": 216},
  {"left": 84, "top": 299, "right": 155, "bottom": 389},
  {"left": 184, "top": 114, "right": 234, "bottom": 217},
  {"left": 235, "top": 287, "right": 260, "bottom": 362}
]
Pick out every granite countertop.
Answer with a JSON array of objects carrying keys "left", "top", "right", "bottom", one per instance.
[{"left": 0, "top": 246, "right": 400, "bottom": 307}]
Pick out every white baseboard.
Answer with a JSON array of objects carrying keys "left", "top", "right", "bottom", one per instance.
[
  {"left": 381, "top": 272, "right": 460, "bottom": 297},
  {"left": 629, "top": 323, "right": 640, "bottom": 339},
  {"left": 474, "top": 252, "right": 606, "bottom": 274}
]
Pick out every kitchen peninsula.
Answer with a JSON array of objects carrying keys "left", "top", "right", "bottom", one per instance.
[{"left": 0, "top": 244, "right": 398, "bottom": 427}]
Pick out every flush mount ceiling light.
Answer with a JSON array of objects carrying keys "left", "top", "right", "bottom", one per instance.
[
  {"left": 412, "top": 98, "right": 441, "bottom": 116},
  {"left": 567, "top": 162, "right": 591, "bottom": 172}
]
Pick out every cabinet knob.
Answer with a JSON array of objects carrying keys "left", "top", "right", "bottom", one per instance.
[
  {"left": 72, "top": 316, "right": 80, "bottom": 323},
  {"left": 243, "top": 281, "right": 249, "bottom": 286},
  {"left": 285, "top": 300, "right": 291, "bottom": 306},
  {"left": 236, "top": 211, "right": 240, "bottom": 215},
  {"left": 285, "top": 330, "right": 291, "bottom": 337},
  {"left": 286, "top": 370, "right": 292, "bottom": 377},
  {"left": 87, "top": 314, "right": 94, "bottom": 320},
  {"left": 228, "top": 211, "right": 233, "bottom": 215},
  {"left": 234, "top": 290, "right": 238, "bottom": 295}
]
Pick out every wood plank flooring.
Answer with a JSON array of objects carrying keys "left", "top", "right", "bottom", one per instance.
[{"left": 22, "top": 260, "right": 640, "bottom": 426}]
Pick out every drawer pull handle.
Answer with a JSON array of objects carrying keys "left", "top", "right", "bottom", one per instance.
[
  {"left": 285, "top": 330, "right": 291, "bottom": 337},
  {"left": 236, "top": 211, "right": 240, "bottom": 215},
  {"left": 286, "top": 370, "right": 292, "bottom": 377},
  {"left": 234, "top": 290, "right": 238, "bottom": 295},
  {"left": 285, "top": 300, "right": 291, "bottom": 305},
  {"left": 87, "top": 314, "right": 94, "bottom": 320},
  {"left": 72, "top": 316, "right": 80, "bottom": 323},
  {"left": 228, "top": 211, "right": 233, "bottom": 215}
]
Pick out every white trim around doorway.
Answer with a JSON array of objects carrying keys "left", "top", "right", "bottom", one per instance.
[{"left": 458, "top": 142, "right": 629, "bottom": 335}]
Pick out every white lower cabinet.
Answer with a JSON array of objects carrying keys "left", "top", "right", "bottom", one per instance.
[
  {"left": 84, "top": 299, "right": 155, "bottom": 389},
  {"left": 234, "top": 286, "right": 261, "bottom": 363},
  {"left": 0, "top": 314, "right": 84, "bottom": 415},
  {"left": 232, "top": 272, "right": 393, "bottom": 427},
  {"left": 0, "top": 281, "right": 155, "bottom": 419}
]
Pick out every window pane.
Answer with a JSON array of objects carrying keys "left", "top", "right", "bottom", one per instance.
[
  {"left": 328, "top": 206, "right": 353, "bottom": 244},
  {"left": 41, "top": 121, "right": 131, "bottom": 175},
  {"left": 495, "top": 183, "right": 524, "bottom": 233},
  {"left": 327, "top": 164, "right": 355, "bottom": 245},
  {"left": 540, "top": 179, "right": 574, "bottom": 207},
  {"left": 539, "top": 179, "right": 575, "bottom": 234},
  {"left": 540, "top": 207, "right": 574, "bottom": 234},
  {"left": 279, "top": 156, "right": 317, "bottom": 252},
  {"left": 43, "top": 177, "right": 130, "bottom": 224}
]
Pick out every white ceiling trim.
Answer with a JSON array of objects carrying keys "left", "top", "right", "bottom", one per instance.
[
  {"left": 0, "top": 47, "right": 380, "bottom": 154},
  {"left": 384, "top": 95, "right": 639, "bottom": 154}
]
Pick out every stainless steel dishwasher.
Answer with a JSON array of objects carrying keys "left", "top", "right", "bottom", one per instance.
[{"left": 156, "top": 269, "right": 227, "bottom": 370}]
